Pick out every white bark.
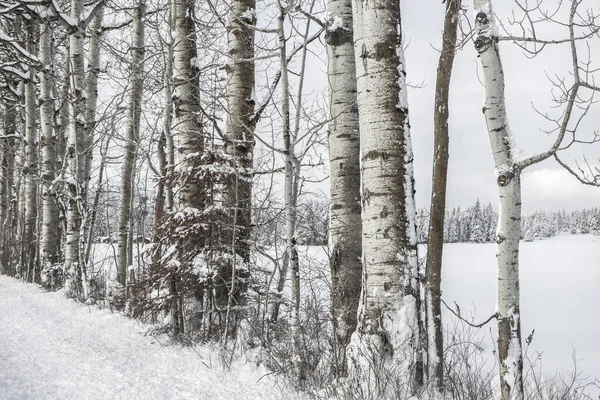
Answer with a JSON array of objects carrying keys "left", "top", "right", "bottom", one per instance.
[
  {"left": 83, "top": 3, "right": 103, "bottom": 192},
  {"left": 64, "top": 0, "right": 88, "bottom": 297},
  {"left": 472, "top": 1, "right": 523, "bottom": 399},
  {"left": 172, "top": 0, "right": 203, "bottom": 210},
  {"left": 277, "top": 5, "right": 304, "bottom": 382},
  {"left": 347, "top": 0, "right": 421, "bottom": 396},
  {"left": 117, "top": 0, "right": 146, "bottom": 287},
  {"left": 325, "top": 0, "right": 361, "bottom": 377},
  {"left": 39, "top": 15, "right": 60, "bottom": 269},
  {"left": 23, "top": 18, "right": 39, "bottom": 282}
]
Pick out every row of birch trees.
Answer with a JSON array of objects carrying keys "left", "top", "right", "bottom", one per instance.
[{"left": 1, "top": 0, "right": 599, "bottom": 398}]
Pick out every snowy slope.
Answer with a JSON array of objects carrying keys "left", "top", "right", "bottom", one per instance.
[{"left": 0, "top": 276, "right": 306, "bottom": 400}]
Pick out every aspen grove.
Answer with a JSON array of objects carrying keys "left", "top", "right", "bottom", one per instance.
[{"left": 0, "top": 0, "right": 599, "bottom": 399}]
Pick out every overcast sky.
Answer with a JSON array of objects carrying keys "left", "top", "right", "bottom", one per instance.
[{"left": 401, "top": 0, "right": 600, "bottom": 213}]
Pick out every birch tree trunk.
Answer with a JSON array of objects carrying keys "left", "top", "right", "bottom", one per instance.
[
  {"left": 325, "top": 0, "right": 361, "bottom": 377},
  {"left": 64, "top": 0, "right": 88, "bottom": 297},
  {"left": 84, "top": 3, "right": 104, "bottom": 196},
  {"left": 39, "top": 14, "right": 61, "bottom": 273},
  {"left": 117, "top": 0, "right": 146, "bottom": 287},
  {"left": 472, "top": 1, "right": 523, "bottom": 398},
  {"left": 347, "top": 0, "right": 421, "bottom": 396},
  {"left": 172, "top": 0, "right": 203, "bottom": 210},
  {"left": 223, "top": 0, "right": 256, "bottom": 319},
  {"left": 169, "top": 0, "right": 203, "bottom": 337},
  {"left": 0, "top": 103, "right": 17, "bottom": 275},
  {"left": 425, "top": 0, "right": 460, "bottom": 392},
  {"left": 225, "top": 0, "right": 255, "bottom": 259},
  {"left": 23, "top": 18, "right": 39, "bottom": 283},
  {"left": 277, "top": 3, "right": 304, "bottom": 382}
]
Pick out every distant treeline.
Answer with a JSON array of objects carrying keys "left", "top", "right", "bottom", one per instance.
[{"left": 416, "top": 200, "right": 600, "bottom": 244}]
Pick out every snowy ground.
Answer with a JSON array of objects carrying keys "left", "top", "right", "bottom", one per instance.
[
  {"left": 440, "top": 234, "right": 600, "bottom": 391},
  {"left": 1, "top": 235, "right": 597, "bottom": 399},
  {"left": 0, "top": 276, "right": 307, "bottom": 400}
]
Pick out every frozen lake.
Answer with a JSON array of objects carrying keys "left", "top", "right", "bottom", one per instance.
[{"left": 441, "top": 234, "right": 600, "bottom": 387}]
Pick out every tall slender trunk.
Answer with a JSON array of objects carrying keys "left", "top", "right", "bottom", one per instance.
[
  {"left": 162, "top": 12, "right": 175, "bottom": 213},
  {"left": 325, "top": 0, "right": 361, "bottom": 377},
  {"left": 23, "top": 18, "right": 39, "bottom": 283},
  {"left": 425, "top": 0, "right": 460, "bottom": 393},
  {"left": 473, "top": 1, "right": 523, "bottom": 398},
  {"left": 40, "top": 15, "right": 61, "bottom": 272},
  {"left": 84, "top": 4, "right": 104, "bottom": 197},
  {"left": 64, "top": 0, "right": 88, "bottom": 297},
  {"left": 117, "top": 0, "right": 146, "bottom": 287},
  {"left": 347, "top": 0, "right": 420, "bottom": 396},
  {"left": 80, "top": 4, "right": 104, "bottom": 279},
  {"left": 0, "top": 102, "right": 17, "bottom": 275},
  {"left": 276, "top": 4, "right": 304, "bottom": 382},
  {"left": 223, "top": 0, "right": 256, "bottom": 319}
]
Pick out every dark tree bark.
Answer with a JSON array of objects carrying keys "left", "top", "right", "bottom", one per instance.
[{"left": 425, "top": 0, "right": 461, "bottom": 393}]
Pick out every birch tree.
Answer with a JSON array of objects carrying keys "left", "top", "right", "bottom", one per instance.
[
  {"left": 346, "top": 0, "right": 421, "bottom": 396},
  {"left": 325, "top": 0, "right": 361, "bottom": 377},
  {"left": 39, "top": 10, "right": 61, "bottom": 277},
  {"left": 22, "top": 16, "right": 39, "bottom": 282},
  {"left": 472, "top": 1, "right": 600, "bottom": 398},
  {"left": 64, "top": 0, "right": 90, "bottom": 297},
  {"left": 425, "top": 0, "right": 461, "bottom": 392},
  {"left": 172, "top": 0, "right": 203, "bottom": 211},
  {"left": 117, "top": 0, "right": 145, "bottom": 287},
  {"left": 221, "top": 0, "right": 256, "bottom": 331}
]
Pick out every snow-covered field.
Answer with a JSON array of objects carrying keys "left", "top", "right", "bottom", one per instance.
[
  {"left": 0, "top": 276, "right": 308, "bottom": 400},
  {"left": 0, "top": 234, "right": 597, "bottom": 399},
  {"left": 440, "top": 234, "right": 600, "bottom": 388}
]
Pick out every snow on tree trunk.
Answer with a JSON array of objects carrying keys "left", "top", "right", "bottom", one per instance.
[
  {"left": 23, "top": 18, "right": 39, "bottom": 283},
  {"left": 117, "top": 0, "right": 146, "bottom": 287},
  {"left": 172, "top": 0, "right": 203, "bottom": 210},
  {"left": 472, "top": 1, "right": 524, "bottom": 399},
  {"left": 425, "top": 0, "right": 460, "bottom": 392},
  {"left": 325, "top": 0, "right": 361, "bottom": 377},
  {"left": 64, "top": 0, "right": 88, "bottom": 297},
  {"left": 346, "top": 0, "right": 421, "bottom": 396},
  {"left": 39, "top": 16, "right": 61, "bottom": 280}
]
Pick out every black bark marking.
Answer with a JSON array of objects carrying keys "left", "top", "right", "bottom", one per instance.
[{"left": 374, "top": 42, "right": 394, "bottom": 61}]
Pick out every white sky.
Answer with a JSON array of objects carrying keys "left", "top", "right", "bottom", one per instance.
[
  {"left": 402, "top": 0, "right": 600, "bottom": 213},
  {"left": 298, "top": 0, "right": 600, "bottom": 214}
]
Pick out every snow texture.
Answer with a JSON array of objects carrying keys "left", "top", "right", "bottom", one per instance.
[{"left": 0, "top": 276, "right": 306, "bottom": 400}]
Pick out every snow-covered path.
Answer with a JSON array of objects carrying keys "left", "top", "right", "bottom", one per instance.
[{"left": 0, "top": 276, "right": 303, "bottom": 400}]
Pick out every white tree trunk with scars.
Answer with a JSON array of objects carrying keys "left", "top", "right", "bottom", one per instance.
[
  {"left": 172, "top": 0, "right": 203, "bottom": 210},
  {"left": 117, "top": 0, "right": 146, "bottom": 287},
  {"left": 64, "top": 0, "right": 88, "bottom": 297},
  {"left": 225, "top": 0, "right": 255, "bottom": 255},
  {"left": 84, "top": 3, "right": 103, "bottom": 197},
  {"left": 325, "top": 0, "right": 361, "bottom": 377},
  {"left": 472, "top": 1, "right": 523, "bottom": 399},
  {"left": 81, "top": 4, "right": 104, "bottom": 270},
  {"left": 23, "top": 18, "right": 39, "bottom": 282},
  {"left": 39, "top": 15, "right": 61, "bottom": 269},
  {"left": 347, "top": 0, "right": 420, "bottom": 396}
]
